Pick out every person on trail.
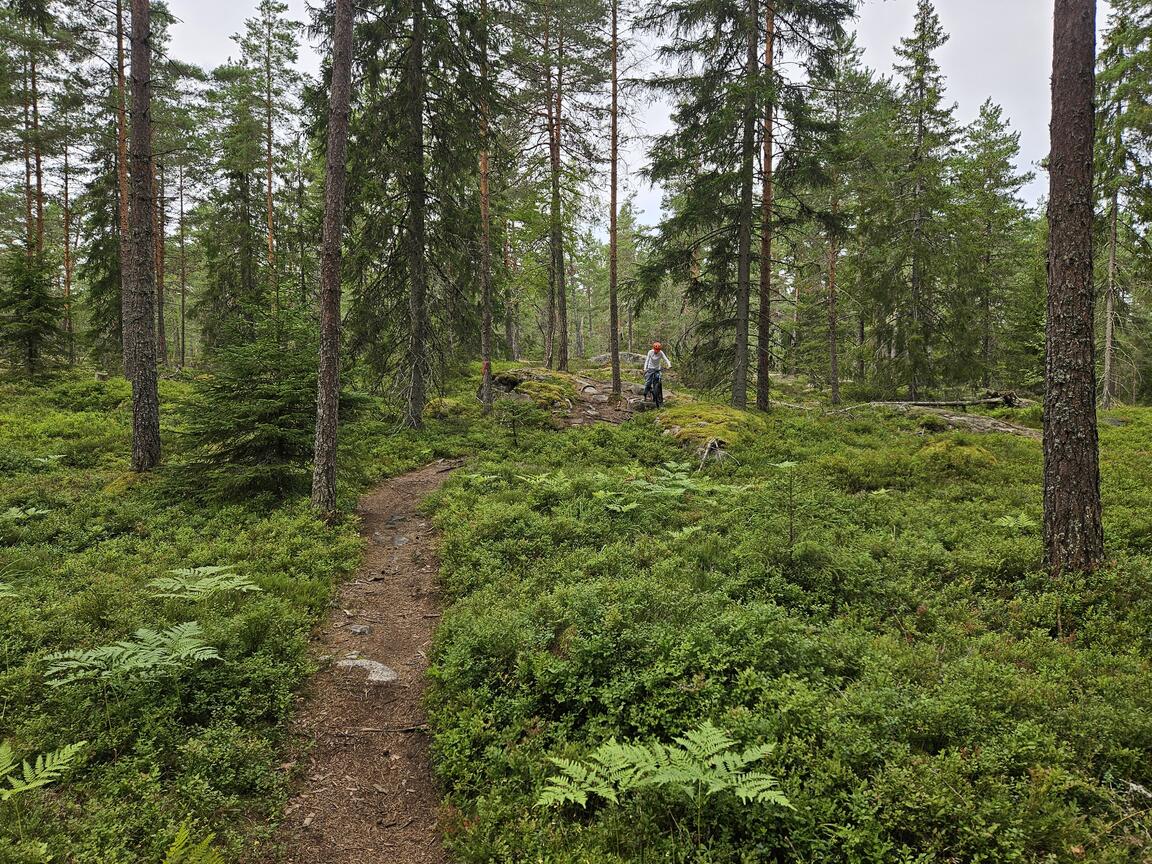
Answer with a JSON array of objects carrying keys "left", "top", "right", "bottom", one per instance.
[{"left": 643, "top": 342, "right": 672, "bottom": 407}]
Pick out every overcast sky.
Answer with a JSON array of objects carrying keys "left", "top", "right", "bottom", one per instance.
[{"left": 164, "top": 0, "right": 1113, "bottom": 222}]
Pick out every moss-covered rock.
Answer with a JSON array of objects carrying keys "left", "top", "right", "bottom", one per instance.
[
  {"left": 654, "top": 402, "right": 763, "bottom": 448},
  {"left": 424, "top": 397, "right": 470, "bottom": 419}
]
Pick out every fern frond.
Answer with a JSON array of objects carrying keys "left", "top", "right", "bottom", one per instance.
[
  {"left": 0, "top": 740, "right": 86, "bottom": 802},
  {"left": 162, "top": 823, "right": 226, "bottom": 864},
  {"left": 149, "top": 566, "right": 260, "bottom": 600},
  {"left": 537, "top": 721, "right": 791, "bottom": 816},
  {"left": 44, "top": 622, "right": 220, "bottom": 686},
  {"left": 0, "top": 582, "right": 15, "bottom": 599}
]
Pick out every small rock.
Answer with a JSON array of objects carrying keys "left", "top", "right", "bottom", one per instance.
[
  {"left": 337, "top": 658, "right": 398, "bottom": 683},
  {"left": 348, "top": 624, "right": 371, "bottom": 636},
  {"left": 394, "top": 535, "right": 410, "bottom": 547},
  {"left": 302, "top": 814, "right": 315, "bottom": 828}
]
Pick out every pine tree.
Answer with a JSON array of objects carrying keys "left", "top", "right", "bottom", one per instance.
[
  {"left": 1044, "top": 0, "right": 1104, "bottom": 573},
  {"left": 888, "top": 0, "right": 955, "bottom": 398},
  {"left": 125, "top": 0, "right": 160, "bottom": 471},
  {"left": 642, "top": 0, "right": 851, "bottom": 407},
  {"left": 948, "top": 100, "right": 1032, "bottom": 389},
  {"left": 311, "top": 0, "right": 354, "bottom": 515},
  {"left": 1096, "top": 0, "right": 1152, "bottom": 407}
]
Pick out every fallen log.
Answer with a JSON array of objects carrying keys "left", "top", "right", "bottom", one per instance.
[{"left": 854, "top": 404, "right": 1041, "bottom": 439}]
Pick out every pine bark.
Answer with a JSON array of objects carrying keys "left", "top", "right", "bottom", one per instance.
[
  {"left": 1043, "top": 0, "right": 1104, "bottom": 573},
  {"left": 608, "top": 0, "right": 622, "bottom": 396},
  {"left": 310, "top": 0, "right": 354, "bottom": 515},
  {"left": 479, "top": 0, "right": 494, "bottom": 414},
  {"left": 125, "top": 0, "right": 161, "bottom": 471},
  {"left": 755, "top": 2, "right": 774, "bottom": 410},
  {"left": 405, "top": 0, "right": 428, "bottom": 429},
  {"left": 732, "top": 0, "right": 759, "bottom": 408}
]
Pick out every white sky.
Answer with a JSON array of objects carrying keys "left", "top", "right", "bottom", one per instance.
[{"left": 164, "top": 0, "right": 1114, "bottom": 222}]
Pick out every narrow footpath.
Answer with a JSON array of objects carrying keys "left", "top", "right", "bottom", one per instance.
[{"left": 269, "top": 461, "right": 459, "bottom": 864}]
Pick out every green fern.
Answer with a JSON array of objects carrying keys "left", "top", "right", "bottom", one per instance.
[
  {"left": 0, "top": 581, "right": 15, "bottom": 599},
  {"left": 538, "top": 721, "right": 790, "bottom": 812},
  {"left": 43, "top": 622, "right": 220, "bottom": 687},
  {"left": 0, "top": 506, "right": 50, "bottom": 523},
  {"left": 149, "top": 565, "right": 261, "bottom": 600},
  {"left": 994, "top": 513, "right": 1038, "bottom": 533},
  {"left": 161, "top": 823, "right": 225, "bottom": 864},
  {"left": 0, "top": 740, "right": 86, "bottom": 802}
]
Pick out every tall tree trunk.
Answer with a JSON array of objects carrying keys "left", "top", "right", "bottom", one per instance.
[
  {"left": 542, "top": 13, "right": 556, "bottom": 368},
  {"left": 264, "top": 18, "right": 278, "bottom": 320},
  {"left": 981, "top": 242, "right": 993, "bottom": 389},
  {"left": 553, "top": 28, "right": 569, "bottom": 372},
  {"left": 857, "top": 309, "right": 865, "bottom": 381},
  {"left": 405, "top": 0, "right": 428, "bottom": 429},
  {"left": 608, "top": 0, "right": 622, "bottom": 396},
  {"left": 126, "top": 0, "right": 160, "bottom": 471},
  {"left": 1043, "top": 0, "right": 1103, "bottom": 574},
  {"left": 503, "top": 222, "right": 518, "bottom": 360},
  {"left": 1101, "top": 190, "right": 1119, "bottom": 408},
  {"left": 155, "top": 160, "right": 167, "bottom": 364},
  {"left": 21, "top": 55, "right": 33, "bottom": 252},
  {"left": 479, "top": 0, "right": 494, "bottom": 413},
  {"left": 30, "top": 54, "right": 44, "bottom": 253},
  {"left": 63, "top": 138, "right": 75, "bottom": 364},
  {"left": 310, "top": 0, "right": 354, "bottom": 515},
  {"left": 178, "top": 162, "right": 187, "bottom": 368},
  {"left": 732, "top": 0, "right": 758, "bottom": 408},
  {"left": 755, "top": 2, "right": 774, "bottom": 410},
  {"left": 117, "top": 0, "right": 132, "bottom": 376},
  {"left": 827, "top": 197, "right": 840, "bottom": 405}
]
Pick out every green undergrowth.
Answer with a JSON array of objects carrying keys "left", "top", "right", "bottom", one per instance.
[
  {"left": 0, "top": 370, "right": 494, "bottom": 862},
  {"left": 426, "top": 399, "right": 1152, "bottom": 862}
]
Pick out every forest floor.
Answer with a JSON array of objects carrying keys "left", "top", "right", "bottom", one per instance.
[{"left": 267, "top": 460, "right": 460, "bottom": 864}]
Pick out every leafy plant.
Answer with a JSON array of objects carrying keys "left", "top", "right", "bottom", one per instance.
[
  {"left": 161, "top": 823, "right": 225, "bottom": 864},
  {"left": 994, "top": 513, "right": 1038, "bottom": 534},
  {"left": 149, "top": 566, "right": 262, "bottom": 601},
  {"left": 0, "top": 506, "right": 50, "bottom": 524},
  {"left": 44, "top": 622, "right": 221, "bottom": 686},
  {"left": 0, "top": 582, "right": 15, "bottom": 599},
  {"left": 538, "top": 722, "right": 790, "bottom": 841},
  {"left": 0, "top": 740, "right": 86, "bottom": 803}
]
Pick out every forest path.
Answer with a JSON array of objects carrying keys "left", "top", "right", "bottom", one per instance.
[{"left": 267, "top": 460, "right": 461, "bottom": 864}]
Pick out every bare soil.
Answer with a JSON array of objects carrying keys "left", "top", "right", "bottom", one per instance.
[{"left": 264, "top": 460, "right": 460, "bottom": 864}]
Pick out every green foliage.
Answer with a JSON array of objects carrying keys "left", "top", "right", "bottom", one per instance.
[
  {"left": 0, "top": 741, "right": 86, "bottom": 803},
  {"left": 538, "top": 721, "right": 790, "bottom": 813},
  {"left": 427, "top": 405, "right": 1152, "bottom": 862},
  {"left": 171, "top": 313, "right": 332, "bottom": 500},
  {"left": 148, "top": 566, "right": 261, "bottom": 600},
  {"left": 160, "top": 824, "right": 225, "bottom": 864},
  {"left": 43, "top": 622, "right": 221, "bottom": 686},
  {"left": 0, "top": 251, "right": 64, "bottom": 375}
]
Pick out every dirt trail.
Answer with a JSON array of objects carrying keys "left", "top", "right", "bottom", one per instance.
[{"left": 268, "top": 461, "right": 460, "bottom": 864}]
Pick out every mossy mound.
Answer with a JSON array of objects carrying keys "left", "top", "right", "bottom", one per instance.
[
  {"left": 491, "top": 368, "right": 579, "bottom": 410},
  {"left": 424, "top": 397, "right": 470, "bottom": 419},
  {"left": 916, "top": 438, "right": 998, "bottom": 478},
  {"left": 654, "top": 402, "right": 763, "bottom": 448}
]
